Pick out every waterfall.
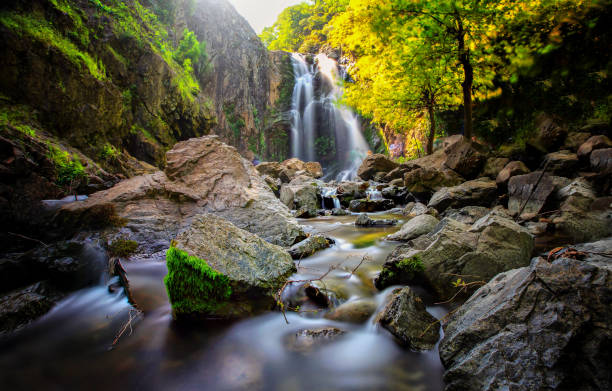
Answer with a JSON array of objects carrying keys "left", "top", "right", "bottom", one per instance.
[{"left": 289, "top": 53, "right": 370, "bottom": 181}]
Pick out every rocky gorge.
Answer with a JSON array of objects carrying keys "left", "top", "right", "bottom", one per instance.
[{"left": 0, "top": 1, "right": 611, "bottom": 391}]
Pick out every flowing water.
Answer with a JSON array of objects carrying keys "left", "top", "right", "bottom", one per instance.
[
  {"left": 290, "top": 53, "right": 370, "bottom": 181},
  {"left": 0, "top": 214, "right": 447, "bottom": 390}
]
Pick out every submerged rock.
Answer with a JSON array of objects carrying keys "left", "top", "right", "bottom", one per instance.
[
  {"left": 165, "top": 214, "right": 296, "bottom": 320},
  {"left": 440, "top": 238, "right": 612, "bottom": 391},
  {"left": 286, "top": 327, "right": 346, "bottom": 353},
  {"left": 355, "top": 214, "right": 398, "bottom": 227},
  {"left": 374, "top": 287, "right": 439, "bottom": 351},
  {"left": 288, "top": 235, "right": 332, "bottom": 259},
  {"left": 324, "top": 299, "right": 378, "bottom": 323},
  {"left": 386, "top": 214, "right": 439, "bottom": 241}
]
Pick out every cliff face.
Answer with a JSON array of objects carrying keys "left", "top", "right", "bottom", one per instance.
[{"left": 184, "top": 0, "right": 293, "bottom": 161}]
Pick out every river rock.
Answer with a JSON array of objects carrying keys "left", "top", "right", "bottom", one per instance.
[
  {"left": 386, "top": 214, "right": 439, "bottom": 241},
  {"left": 481, "top": 157, "right": 510, "bottom": 179},
  {"left": 355, "top": 214, "right": 397, "bottom": 227},
  {"left": 349, "top": 198, "right": 395, "bottom": 213},
  {"left": 381, "top": 185, "right": 413, "bottom": 204},
  {"left": 0, "top": 283, "right": 57, "bottom": 334},
  {"left": 288, "top": 235, "right": 332, "bottom": 259},
  {"left": 337, "top": 181, "right": 369, "bottom": 206},
  {"left": 324, "top": 299, "right": 378, "bottom": 323},
  {"left": 508, "top": 172, "right": 555, "bottom": 219},
  {"left": 383, "top": 164, "right": 415, "bottom": 182},
  {"left": 402, "top": 202, "right": 438, "bottom": 218},
  {"left": 443, "top": 138, "right": 487, "bottom": 179},
  {"left": 331, "top": 208, "right": 349, "bottom": 216},
  {"left": 377, "top": 212, "right": 534, "bottom": 299},
  {"left": 357, "top": 154, "right": 399, "bottom": 181},
  {"left": 440, "top": 238, "right": 612, "bottom": 391},
  {"left": 428, "top": 178, "right": 497, "bottom": 213},
  {"left": 551, "top": 210, "right": 612, "bottom": 244},
  {"left": 404, "top": 167, "right": 464, "bottom": 200},
  {"left": 590, "top": 148, "right": 612, "bottom": 173},
  {"left": 59, "top": 136, "right": 305, "bottom": 250},
  {"left": 374, "top": 287, "right": 439, "bottom": 351},
  {"left": 441, "top": 206, "right": 490, "bottom": 225},
  {"left": 563, "top": 131, "right": 591, "bottom": 151},
  {"left": 166, "top": 214, "right": 296, "bottom": 319},
  {"left": 577, "top": 135, "right": 612, "bottom": 160},
  {"left": 544, "top": 150, "right": 579, "bottom": 175},
  {"left": 280, "top": 182, "right": 319, "bottom": 218},
  {"left": 556, "top": 178, "right": 596, "bottom": 213},
  {"left": 495, "top": 161, "right": 530, "bottom": 189},
  {"left": 286, "top": 327, "right": 346, "bottom": 353}
]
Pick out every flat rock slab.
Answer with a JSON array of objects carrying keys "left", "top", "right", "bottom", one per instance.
[{"left": 508, "top": 171, "right": 555, "bottom": 219}]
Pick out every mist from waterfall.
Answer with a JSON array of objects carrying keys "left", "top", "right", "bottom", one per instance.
[{"left": 289, "top": 53, "right": 370, "bottom": 181}]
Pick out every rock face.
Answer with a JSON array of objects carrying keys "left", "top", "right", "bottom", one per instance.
[
  {"left": 280, "top": 182, "right": 319, "bottom": 218},
  {"left": 428, "top": 178, "right": 497, "bottom": 213},
  {"left": 378, "top": 212, "right": 534, "bottom": 299},
  {"left": 443, "top": 138, "right": 487, "bottom": 179},
  {"left": 508, "top": 172, "right": 555, "bottom": 219},
  {"left": 166, "top": 214, "right": 296, "bottom": 319},
  {"left": 349, "top": 199, "right": 395, "bottom": 213},
  {"left": 386, "top": 214, "right": 439, "bottom": 241},
  {"left": 375, "top": 287, "right": 440, "bottom": 350},
  {"left": 59, "top": 136, "right": 305, "bottom": 250},
  {"left": 440, "top": 238, "right": 612, "bottom": 391},
  {"left": 357, "top": 154, "right": 399, "bottom": 180}
]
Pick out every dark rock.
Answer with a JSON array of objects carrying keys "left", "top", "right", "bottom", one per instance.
[
  {"left": 357, "top": 154, "right": 399, "bottom": 180},
  {"left": 577, "top": 135, "right": 612, "bottom": 160},
  {"left": 387, "top": 214, "right": 439, "bottom": 241},
  {"left": 355, "top": 214, "right": 398, "bottom": 227},
  {"left": 440, "top": 238, "right": 612, "bottom": 391},
  {"left": 374, "top": 287, "right": 439, "bottom": 350},
  {"left": 0, "top": 283, "right": 57, "bottom": 335},
  {"left": 286, "top": 327, "right": 346, "bottom": 353},
  {"left": 303, "top": 283, "right": 331, "bottom": 307},
  {"left": 481, "top": 157, "right": 510, "bottom": 179},
  {"left": 404, "top": 167, "right": 464, "bottom": 200},
  {"left": 288, "top": 235, "right": 332, "bottom": 259},
  {"left": 564, "top": 131, "right": 591, "bottom": 151},
  {"left": 428, "top": 178, "right": 498, "bottom": 213},
  {"left": 508, "top": 172, "right": 555, "bottom": 219},
  {"left": 443, "top": 138, "right": 487, "bottom": 179},
  {"left": 349, "top": 198, "right": 395, "bottom": 213},
  {"left": 381, "top": 186, "right": 414, "bottom": 204},
  {"left": 544, "top": 150, "right": 579, "bottom": 175},
  {"left": 383, "top": 165, "right": 415, "bottom": 182},
  {"left": 532, "top": 113, "right": 568, "bottom": 151},
  {"left": 331, "top": 208, "right": 349, "bottom": 216},
  {"left": 441, "top": 206, "right": 490, "bottom": 225},
  {"left": 590, "top": 148, "right": 612, "bottom": 173}
]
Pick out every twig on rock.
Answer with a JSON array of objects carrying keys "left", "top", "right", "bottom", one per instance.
[{"left": 7, "top": 232, "right": 49, "bottom": 247}]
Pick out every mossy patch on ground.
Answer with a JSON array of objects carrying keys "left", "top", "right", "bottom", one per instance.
[
  {"left": 164, "top": 246, "right": 232, "bottom": 317},
  {"left": 108, "top": 238, "right": 138, "bottom": 258}
]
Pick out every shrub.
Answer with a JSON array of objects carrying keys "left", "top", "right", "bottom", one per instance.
[
  {"left": 108, "top": 238, "right": 138, "bottom": 257},
  {"left": 47, "top": 145, "right": 87, "bottom": 186}
]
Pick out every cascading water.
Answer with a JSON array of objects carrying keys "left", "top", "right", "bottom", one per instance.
[{"left": 290, "top": 53, "right": 370, "bottom": 181}]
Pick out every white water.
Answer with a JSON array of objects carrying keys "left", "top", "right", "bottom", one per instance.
[{"left": 290, "top": 53, "right": 370, "bottom": 181}]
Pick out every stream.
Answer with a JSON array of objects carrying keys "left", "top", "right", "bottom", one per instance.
[{"left": 0, "top": 213, "right": 447, "bottom": 390}]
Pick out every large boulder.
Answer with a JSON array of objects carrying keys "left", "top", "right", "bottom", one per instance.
[
  {"left": 357, "top": 154, "right": 399, "bottom": 180},
  {"left": 481, "top": 157, "right": 510, "bottom": 179},
  {"left": 280, "top": 182, "right": 319, "bottom": 218},
  {"left": 383, "top": 164, "right": 415, "bottom": 182},
  {"left": 443, "top": 138, "right": 487, "bottom": 179},
  {"left": 428, "top": 178, "right": 497, "bottom": 213},
  {"left": 440, "top": 238, "right": 612, "bottom": 391},
  {"left": 59, "top": 136, "right": 305, "bottom": 251},
  {"left": 577, "top": 135, "right": 612, "bottom": 160},
  {"left": 165, "top": 214, "right": 296, "bottom": 319},
  {"left": 377, "top": 212, "right": 534, "bottom": 299},
  {"left": 441, "top": 206, "right": 490, "bottom": 226},
  {"left": 507, "top": 172, "right": 555, "bottom": 219},
  {"left": 590, "top": 148, "right": 612, "bottom": 173},
  {"left": 256, "top": 158, "right": 323, "bottom": 183},
  {"left": 336, "top": 181, "right": 369, "bottom": 206},
  {"left": 386, "top": 214, "right": 439, "bottom": 241},
  {"left": 374, "top": 287, "right": 440, "bottom": 350},
  {"left": 404, "top": 167, "right": 464, "bottom": 200}
]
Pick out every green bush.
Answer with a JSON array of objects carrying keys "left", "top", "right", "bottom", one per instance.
[
  {"left": 108, "top": 238, "right": 139, "bottom": 257},
  {"left": 47, "top": 145, "right": 87, "bottom": 186},
  {"left": 164, "top": 246, "right": 232, "bottom": 316}
]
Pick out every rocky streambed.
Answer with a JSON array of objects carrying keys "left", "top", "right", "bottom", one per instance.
[{"left": 1, "top": 131, "right": 611, "bottom": 390}]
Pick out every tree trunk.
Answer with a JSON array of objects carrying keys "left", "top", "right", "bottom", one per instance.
[
  {"left": 426, "top": 101, "right": 436, "bottom": 155},
  {"left": 456, "top": 14, "right": 473, "bottom": 142}
]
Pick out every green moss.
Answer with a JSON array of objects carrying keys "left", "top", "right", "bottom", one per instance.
[
  {"left": 108, "top": 238, "right": 138, "bottom": 257},
  {"left": 0, "top": 12, "right": 106, "bottom": 80},
  {"left": 164, "top": 246, "right": 232, "bottom": 316},
  {"left": 223, "top": 103, "right": 246, "bottom": 141},
  {"left": 47, "top": 145, "right": 87, "bottom": 186},
  {"left": 376, "top": 254, "right": 425, "bottom": 289},
  {"left": 100, "top": 143, "right": 119, "bottom": 161},
  {"left": 350, "top": 231, "right": 389, "bottom": 248}
]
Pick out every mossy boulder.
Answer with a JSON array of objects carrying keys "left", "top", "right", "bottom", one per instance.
[{"left": 165, "top": 214, "right": 296, "bottom": 320}]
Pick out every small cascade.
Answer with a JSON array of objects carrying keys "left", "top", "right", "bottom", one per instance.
[
  {"left": 321, "top": 186, "right": 341, "bottom": 209},
  {"left": 366, "top": 185, "right": 383, "bottom": 201},
  {"left": 289, "top": 53, "right": 370, "bottom": 181}
]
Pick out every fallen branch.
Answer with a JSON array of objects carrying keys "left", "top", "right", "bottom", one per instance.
[
  {"left": 7, "top": 232, "right": 49, "bottom": 247},
  {"left": 110, "top": 308, "right": 142, "bottom": 348}
]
